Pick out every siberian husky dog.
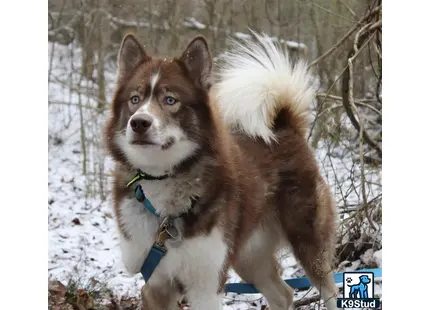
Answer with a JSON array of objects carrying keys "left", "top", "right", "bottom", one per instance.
[{"left": 104, "top": 31, "right": 339, "bottom": 310}]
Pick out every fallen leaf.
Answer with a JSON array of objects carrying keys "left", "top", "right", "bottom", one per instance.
[
  {"left": 48, "top": 280, "right": 67, "bottom": 308},
  {"left": 72, "top": 218, "right": 81, "bottom": 225},
  {"left": 76, "top": 288, "right": 95, "bottom": 309},
  {"left": 48, "top": 280, "right": 66, "bottom": 297}
]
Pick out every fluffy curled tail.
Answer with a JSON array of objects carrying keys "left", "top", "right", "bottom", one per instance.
[{"left": 213, "top": 31, "right": 316, "bottom": 143}]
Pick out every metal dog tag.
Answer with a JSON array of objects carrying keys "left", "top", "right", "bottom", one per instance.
[
  {"left": 166, "top": 225, "right": 179, "bottom": 239},
  {"left": 168, "top": 236, "right": 182, "bottom": 248}
]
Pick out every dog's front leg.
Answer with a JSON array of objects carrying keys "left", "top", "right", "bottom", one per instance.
[
  {"left": 186, "top": 289, "right": 223, "bottom": 310},
  {"left": 141, "top": 275, "right": 182, "bottom": 310},
  {"left": 177, "top": 227, "right": 227, "bottom": 310}
]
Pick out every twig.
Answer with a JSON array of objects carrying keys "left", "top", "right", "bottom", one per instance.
[
  {"left": 308, "top": 5, "right": 381, "bottom": 69},
  {"left": 342, "top": 30, "right": 382, "bottom": 158},
  {"left": 307, "top": 63, "right": 349, "bottom": 141},
  {"left": 339, "top": 0, "right": 357, "bottom": 17},
  {"left": 373, "top": 40, "right": 382, "bottom": 59},
  {"left": 369, "top": 20, "right": 382, "bottom": 31},
  {"left": 308, "top": 5, "right": 382, "bottom": 142},
  {"left": 354, "top": 23, "right": 373, "bottom": 50},
  {"left": 293, "top": 294, "right": 321, "bottom": 307},
  {"left": 346, "top": 29, "right": 378, "bottom": 231},
  {"left": 305, "top": 0, "right": 357, "bottom": 23},
  {"left": 316, "top": 94, "right": 381, "bottom": 115}
]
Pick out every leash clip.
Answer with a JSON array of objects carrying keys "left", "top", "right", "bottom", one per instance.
[
  {"left": 160, "top": 217, "right": 179, "bottom": 239},
  {"left": 154, "top": 229, "right": 168, "bottom": 250}
]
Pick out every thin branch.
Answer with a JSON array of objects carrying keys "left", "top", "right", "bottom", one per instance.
[
  {"left": 308, "top": 5, "right": 381, "bottom": 69},
  {"left": 307, "top": 63, "right": 349, "bottom": 141},
  {"left": 339, "top": 0, "right": 357, "bottom": 18},
  {"left": 305, "top": 0, "right": 357, "bottom": 23},
  {"left": 369, "top": 20, "right": 382, "bottom": 31},
  {"left": 373, "top": 40, "right": 382, "bottom": 59},
  {"left": 316, "top": 94, "right": 381, "bottom": 115},
  {"left": 347, "top": 42, "right": 378, "bottom": 231},
  {"left": 293, "top": 294, "right": 321, "bottom": 307},
  {"left": 342, "top": 29, "right": 382, "bottom": 158},
  {"left": 345, "top": 21, "right": 380, "bottom": 231}
]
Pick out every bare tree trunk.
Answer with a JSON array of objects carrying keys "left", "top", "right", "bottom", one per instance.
[
  {"left": 48, "top": 41, "right": 56, "bottom": 86},
  {"left": 96, "top": 48, "right": 106, "bottom": 112},
  {"left": 96, "top": 0, "right": 108, "bottom": 112}
]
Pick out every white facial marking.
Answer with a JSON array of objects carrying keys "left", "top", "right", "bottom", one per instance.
[
  {"left": 126, "top": 70, "right": 163, "bottom": 141},
  {"left": 136, "top": 70, "right": 160, "bottom": 115},
  {"left": 150, "top": 71, "right": 160, "bottom": 92}
]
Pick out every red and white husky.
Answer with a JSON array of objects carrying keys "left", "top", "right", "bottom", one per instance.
[{"left": 105, "top": 32, "right": 339, "bottom": 310}]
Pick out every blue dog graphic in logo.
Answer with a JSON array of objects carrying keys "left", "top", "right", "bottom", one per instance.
[{"left": 348, "top": 275, "right": 371, "bottom": 298}]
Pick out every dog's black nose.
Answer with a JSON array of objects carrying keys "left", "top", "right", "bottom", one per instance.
[{"left": 130, "top": 114, "right": 153, "bottom": 134}]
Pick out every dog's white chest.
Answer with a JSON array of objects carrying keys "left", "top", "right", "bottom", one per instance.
[{"left": 117, "top": 176, "right": 203, "bottom": 274}]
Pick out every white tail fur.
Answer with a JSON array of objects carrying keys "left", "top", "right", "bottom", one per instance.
[{"left": 213, "top": 31, "right": 316, "bottom": 143}]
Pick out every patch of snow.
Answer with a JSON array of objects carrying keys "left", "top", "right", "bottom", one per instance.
[
  {"left": 183, "top": 17, "right": 206, "bottom": 30},
  {"left": 283, "top": 40, "right": 307, "bottom": 50},
  {"left": 234, "top": 32, "right": 251, "bottom": 40},
  {"left": 373, "top": 250, "right": 382, "bottom": 268},
  {"left": 360, "top": 248, "right": 374, "bottom": 266}
]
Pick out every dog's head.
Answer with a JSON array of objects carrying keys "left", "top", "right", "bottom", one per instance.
[
  {"left": 359, "top": 275, "right": 371, "bottom": 284},
  {"left": 105, "top": 34, "right": 214, "bottom": 175}
]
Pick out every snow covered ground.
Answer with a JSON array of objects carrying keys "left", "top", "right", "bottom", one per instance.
[{"left": 48, "top": 42, "right": 381, "bottom": 309}]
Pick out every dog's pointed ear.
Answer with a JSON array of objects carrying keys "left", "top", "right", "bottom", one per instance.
[
  {"left": 180, "top": 36, "right": 212, "bottom": 88},
  {"left": 117, "top": 34, "right": 150, "bottom": 80}
]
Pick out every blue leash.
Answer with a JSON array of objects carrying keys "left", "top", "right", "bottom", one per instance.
[
  {"left": 224, "top": 268, "right": 382, "bottom": 293},
  {"left": 128, "top": 173, "right": 169, "bottom": 282}
]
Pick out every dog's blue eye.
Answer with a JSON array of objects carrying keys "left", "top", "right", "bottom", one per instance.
[
  {"left": 131, "top": 95, "right": 140, "bottom": 104},
  {"left": 165, "top": 96, "right": 177, "bottom": 105}
]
